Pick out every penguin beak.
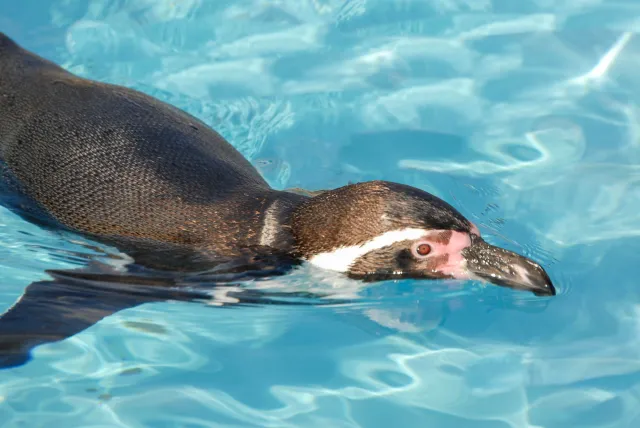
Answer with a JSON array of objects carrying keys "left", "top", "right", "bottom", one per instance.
[{"left": 461, "top": 236, "right": 556, "bottom": 296}]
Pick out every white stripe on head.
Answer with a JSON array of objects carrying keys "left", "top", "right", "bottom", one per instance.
[{"left": 307, "top": 228, "right": 427, "bottom": 272}]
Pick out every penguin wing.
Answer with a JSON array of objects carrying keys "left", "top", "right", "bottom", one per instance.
[
  {"left": 0, "top": 256, "right": 332, "bottom": 369},
  {"left": 0, "top": 265, "right": 209, "bottom": 369}
]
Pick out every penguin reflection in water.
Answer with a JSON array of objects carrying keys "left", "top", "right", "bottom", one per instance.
[{"left": 0, "top": 33, "right": 555, "bottom": 368}]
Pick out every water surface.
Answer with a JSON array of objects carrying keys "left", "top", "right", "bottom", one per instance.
[{"left": 1, "top": 1, "right": 640, "bottom": 427}]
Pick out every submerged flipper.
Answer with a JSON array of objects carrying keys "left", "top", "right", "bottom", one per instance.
[
  {"left": 0, "top": 257, "right": 342, "bottom": 369},
  {"left": 0, "top": 267, "right": 206, "bottom": 368}
]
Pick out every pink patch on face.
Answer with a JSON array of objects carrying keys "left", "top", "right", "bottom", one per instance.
[
  {"left": 469, "top": 223, "right": 481, "bottom": 237},
  {"left": 420, "top": 230, "right": 472, "bottom": 279},
  {"left": 438, "top": 231, "right": 473, "bottom": 278}
]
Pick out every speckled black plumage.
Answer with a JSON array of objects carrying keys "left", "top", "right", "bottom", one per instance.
[{"left": 0, "top": 32, "right": 308, "bottom": 270}]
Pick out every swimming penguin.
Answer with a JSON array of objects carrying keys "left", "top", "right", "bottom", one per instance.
[{"left": 0, "top": 32, "right": 555, "bottom": 368}]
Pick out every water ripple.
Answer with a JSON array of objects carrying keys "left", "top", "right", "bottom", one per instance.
[{"left": 2, "top": 0, "right": 640, "bottom": 427}]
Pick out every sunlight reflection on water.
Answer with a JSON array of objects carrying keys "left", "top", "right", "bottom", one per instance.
[{"left": 1, "top": 0, "right": 640, "bottom": 427}]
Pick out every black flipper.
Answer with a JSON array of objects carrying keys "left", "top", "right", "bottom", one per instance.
[
  {"left": 0, "top": 259, "right": 344, "bottom": 369},
  {"left": 0, "top": 266, "right": 203, "bottom": 368}
]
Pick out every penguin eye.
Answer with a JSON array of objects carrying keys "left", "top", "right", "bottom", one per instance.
[{"left": 414, "top": 243, "right": 432, "bottom": 257}]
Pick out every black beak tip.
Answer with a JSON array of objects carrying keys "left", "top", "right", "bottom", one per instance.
[
  {"left": 531, "top": 264, "right": 557, "bottom": 297},
  {"left": 472, "top": 261, "right": 557, "bottom": 297},
  {"left": 462, "top": 237, "right": 558, "bottom": 298},
  {"left": 532, "top": 282, "right": 556, "bottom": 297}
]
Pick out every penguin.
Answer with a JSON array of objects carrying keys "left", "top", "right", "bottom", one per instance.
[{"left": 0, "top": 32, "right": 556, "bottom": 368}]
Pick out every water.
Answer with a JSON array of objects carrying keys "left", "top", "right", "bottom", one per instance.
[{"left": 1, "top": 1, "right": 640, "bottom": 426}]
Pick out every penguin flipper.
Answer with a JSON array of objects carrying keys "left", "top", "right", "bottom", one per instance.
[
  {"left": 0, "top": 266, "right": 211, "bottom": 369},
  {"left": 0, "top": 255, "right": 335, "bottom": 369}
]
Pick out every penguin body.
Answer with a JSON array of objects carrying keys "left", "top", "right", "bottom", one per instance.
[
  {"left": 0, "top": 33, "right": 307, "bottom": 268},
  {"left": 0, "top": 32, "right": 556, "bottom": 293},
  {"left": 0, "top": 33, "right": 556, "bottom": 368}
]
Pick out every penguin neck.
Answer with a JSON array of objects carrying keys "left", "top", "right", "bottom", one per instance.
[{"left": 258, "top": 190, "right": 309, "bottom": 253}]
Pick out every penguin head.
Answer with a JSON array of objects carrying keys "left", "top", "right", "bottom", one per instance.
[{"left": 291, "top": 181, "right": 555, "bottom": 296}]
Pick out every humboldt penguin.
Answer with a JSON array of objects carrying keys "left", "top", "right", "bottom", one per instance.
[{"left": 0, "top": 32, "right": 555, "bottom": 368}]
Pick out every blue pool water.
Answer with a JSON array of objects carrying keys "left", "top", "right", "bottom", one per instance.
[{"left": 2, "top": 0, "right": 640, "bottom": 426}]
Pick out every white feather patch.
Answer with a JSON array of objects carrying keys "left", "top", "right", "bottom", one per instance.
[
  {"left": 259, "top": 200, "right": 280, "bottom": 247},
  {"left": 307, "top": 228, "right": 427, "bottom": 272}
]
